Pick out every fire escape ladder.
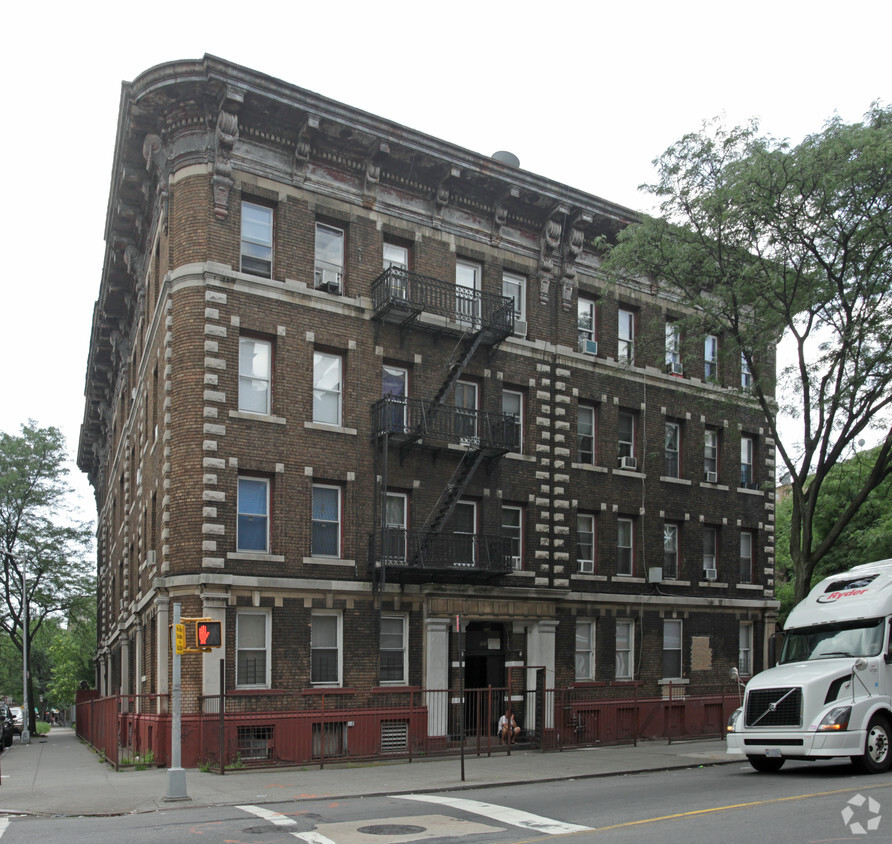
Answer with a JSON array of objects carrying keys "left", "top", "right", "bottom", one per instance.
[
  {"left": 418, "top": 329, "right": 485, "bottom": 434},
  {"left": 420, "top": 447, "right": 486, "bottom": 537}
]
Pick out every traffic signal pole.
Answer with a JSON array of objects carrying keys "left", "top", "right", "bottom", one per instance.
[{"left": 164, "top": 603, "right": 190, "bottom": 802}]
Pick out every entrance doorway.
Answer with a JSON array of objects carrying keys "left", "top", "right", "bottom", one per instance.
[{"left": 462, "top": 621, "right": 506, "bottom": 735}]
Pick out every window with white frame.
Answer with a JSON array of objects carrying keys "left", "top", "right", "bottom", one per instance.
[
  {"left": 740, "top": 436, "right": 755, "bottom": 487},
  {"left": 502, "top": 505, "right": 523, "bottom": 569},
  {"left": 313, "top": 352, "right": 342, "bottom": 425},
  {"left": 315, "top": 222, "right": 344, "bottom": 290},
  {"left": 384, "top": 492, "right": 407, "bottom": 563},
  {"left": 456, "top": 259, "right": 481, "bottom": 324},
  {"left": 577, "top": 513, "right": 595, "bottom": 573},
  {"left": 237, "top": 477, "right": 269, "bottom": 552},
  {"left": 575, "top": 621, "right": 595, "bottom": 681},
  {"left": 739, "top": 622, "right": 753, "bottom": 676},
  {"left": 703, "top": 526, "right": 718, "bottom": 577},
  {"left": 616, "top": 619, "right": 634, "bottom": 680},
  {"left": 502, "top": 389, "right": 523, "bottom": 452},
  {"left": 241, "top": 201, "right": 273, "bottom": 277},
  {"left": 578, "top": 405, "right": 595, "bottom": 464},
  {"left": 453, "top": 501, "right": 476, "bottom": 565},
  {"left": 740, "top": 530, "right": 754, "bottom": 583},
  {"left": 618, "top": 308, "right": 635, "bottom": 363},
  {"left": 383, "top": 241, "right": 409, "bottom": 298},
  {"left": 704, "top": 428, "right": 719, "bottom": 481},
  {"left": 239, "top": 337, "right": 272, "bottom": 414},
  {"left": 741, "top": 351, "right": 752, "bottom": 388},
  {"left": 382, "top": 365, "right": 408, "bottom": 432},
  {"left": 311, "top": 485, "right": 341, "bottom": 557},
  {"left": 662, "top": 619, "right": 683, "bottom": 679},
  {"left": 665, "top": 322, "right": 681, "bottom": 371},
  {"left": 236, "top": 609, "right": 270, "bottom": 688},
  {"left": 663, "top": 523, "right": 679, "bottom": 579},
  {"left": 705, "top": 335, "right": 719, "bottom": 381},
  {"left": 578, "top": 298, "right": 596, "bottom": 348},
  {"left": 502, "top": 271, "right": 526, "bottom": 328},
  {"left": 618, "top": 409, "right": 636, "bottom": 462},
  {"left": 380, "top": 615, "right": 407, "bottom": 684},
  {"left": 617, "top": 517, "right": 634, "bottom": 576},
  {"left": 665, "top": 421, "right": 681, "bottom": 477},
  {"left": 455, "top": 380, "right": 478, "bottom": 442},
  {"left": 311, "top": 612, "right": 341, "bottom": 685}
]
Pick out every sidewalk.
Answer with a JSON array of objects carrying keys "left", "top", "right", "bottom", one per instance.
[{"left": 0, "top": 727, "right": 734, "bottom": 817}]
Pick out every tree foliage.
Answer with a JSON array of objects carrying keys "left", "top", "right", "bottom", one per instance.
[
  {"left": 603, "top": 105, "right": 892, "bottom": 604},
  {"left": 0, "top": 422, "right": 94, "bottom": 727}
]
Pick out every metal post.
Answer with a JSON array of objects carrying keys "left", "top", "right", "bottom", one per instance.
[
  {"left": 164, "top": 602, "right": 189, "bottom": 801},
  {"left": 218, "top": 658, "right": 225, "bottom": 775},
  {"left": 21, "top": 557, "right": 30, "bottom": 745},
  {"left": 458, "top": 613, "right": 465, "bottom": 782}
]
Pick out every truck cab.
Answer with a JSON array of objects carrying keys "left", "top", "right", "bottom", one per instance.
[{"left": 727, "top": 558, "right": 892, "bottom": 773}]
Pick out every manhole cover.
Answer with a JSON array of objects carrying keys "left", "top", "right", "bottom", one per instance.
[{"left": 357, "top": 824, "right": 427, "bottom": 836}]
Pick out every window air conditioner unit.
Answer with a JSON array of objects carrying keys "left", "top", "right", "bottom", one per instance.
[
  {"left": 579, "top": 339, "right": 598, "bottom": 355},
  {"left": 146, "top": 550, "right": 156, "bottom": 567},
  {"left": 705, "top": 471, "right": 718, "bottom": 484},
  {"left": 619, "top": 455, "right": 637, "bottom": 471},
  {"left": 317, "top": 268, "right": 342, "bottom": 293},
  {"left": 513, "top": 319, "right": 527, "bottom": 337},
  {"left": 510, "top": 556, "right": 522, "bottom": 570},
  {"left": 705, "top": 568, "right": 718, "bottom": 581},
  {"left": 648, "top": 566, "right": 663, "bottom": 583},
  {"left": 667, "top": 361, "right": 684, "bottom": 375}
]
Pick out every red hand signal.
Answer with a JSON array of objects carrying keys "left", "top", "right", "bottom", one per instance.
[{"left": 198, "top": 624, "right": 210, "bottom": 645}]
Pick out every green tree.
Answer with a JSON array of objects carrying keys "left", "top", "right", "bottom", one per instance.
[
  {"left": 46, "top": 598, "right": 97, "bottom": 706},
  {"left": 603, "top": 105, "right": 892, "bottom": 605},
  {"left": 0, "top": 422, "right": 94, "bottom": 733}
]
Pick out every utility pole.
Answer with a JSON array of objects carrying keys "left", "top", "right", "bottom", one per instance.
[
  {"left": 2, "top": 552, "right": 30, "bottom": 744},
  {"left": 164, "top": 602, "right": 189, "bottom": 801}
]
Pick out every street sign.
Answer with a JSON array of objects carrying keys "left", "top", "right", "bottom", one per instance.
[{"left": 174, "top": 623, "right": 186, "bottom": 655}]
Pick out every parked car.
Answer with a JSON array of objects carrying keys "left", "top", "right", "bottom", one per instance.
[
  {"left": 1, "top": 704, "right": 13, "bottom": 749},
  {"left": 9, "top": 706, "right": 23, "bottom": 735}
]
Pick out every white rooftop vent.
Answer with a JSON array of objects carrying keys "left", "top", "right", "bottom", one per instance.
[{"left": 492, "top": 150, "right": 520, "bottom": 168}]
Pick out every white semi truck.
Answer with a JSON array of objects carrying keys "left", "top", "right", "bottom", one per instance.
[{"left": 727, "top": 558, "right": 892, "bottom": 773}]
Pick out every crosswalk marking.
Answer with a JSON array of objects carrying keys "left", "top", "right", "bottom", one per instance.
[
  {"left": 0, "top": 817, "right": 8, "bottom": 840},
  {"left": 237, "top": 804, "right": 297, "bottom": 826},
  {"left": 398, "top": 793, "right": 593, "bottom": 835}
]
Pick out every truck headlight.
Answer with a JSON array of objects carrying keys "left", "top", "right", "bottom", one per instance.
[
  {"left": 818, "top": 706, "right": 851, "bottom": 731},
  {"left": 727, "top": 707, "right": 742, "bottom": 733}
]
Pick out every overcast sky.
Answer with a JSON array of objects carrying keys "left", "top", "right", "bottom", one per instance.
[{"left": 2, "top": 0, "right": 888, "bottom": 518}]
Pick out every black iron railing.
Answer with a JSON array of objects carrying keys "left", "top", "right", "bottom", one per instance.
[{"left": 372, "top": 530, "right": 513, "bottom": 578}]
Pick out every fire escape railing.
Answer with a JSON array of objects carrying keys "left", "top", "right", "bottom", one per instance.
[{"left": 372, "top": 529, "right": 514, "bottom": 577}]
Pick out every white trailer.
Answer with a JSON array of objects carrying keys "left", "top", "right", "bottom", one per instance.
[{"left": 727, "top": 557, "right": 892, "bottom": 773}]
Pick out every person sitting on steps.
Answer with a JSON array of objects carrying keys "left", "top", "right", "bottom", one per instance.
[{"left": 498, "top": 708, "right": 520, "bottom": 746}]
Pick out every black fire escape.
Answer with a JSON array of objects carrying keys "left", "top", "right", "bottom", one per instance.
[{"left": 370, "top": 267, "right": 519, "bottom": 584}]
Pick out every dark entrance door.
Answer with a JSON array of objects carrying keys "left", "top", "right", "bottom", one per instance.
[{"left": 462, "top": 622, "right": 506, "bottom": 735}]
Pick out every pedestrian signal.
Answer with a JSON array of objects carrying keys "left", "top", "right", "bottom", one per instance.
[{"left": 196, "top": 620, "right": 222, "bottom": 648}]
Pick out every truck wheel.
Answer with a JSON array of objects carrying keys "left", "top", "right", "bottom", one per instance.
[
  {"left": 747, "top": 755, "right": 785, "bottom": 772},
  {"left": 852, "top": 715, "right": 892, "bottom": 774}
]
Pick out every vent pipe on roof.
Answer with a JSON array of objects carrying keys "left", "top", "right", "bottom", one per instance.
[{"left": 492, "top": 150, "right": 520, "bottom": 168}]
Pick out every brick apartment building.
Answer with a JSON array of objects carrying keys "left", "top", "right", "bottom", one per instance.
[{"left": 78, "top": 56, "right": 777, "bottom": 746}]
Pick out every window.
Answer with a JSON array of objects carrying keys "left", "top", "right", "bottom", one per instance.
[
  {"left": 616, "top": 620, "right": 634, "bottom": 680},
  {"left": 575, "top": 621, "right": 595, "bottom": 681},
  {"left": 313, "top": 352, "right": 342, "bottom": 425},
  {"left": 455, "top": 380, "right": 478, "bottom": 443},
  {"left": 456, "top": 259, "right": 481, "bottom": 325},
  {"left": 741, "top": 351, "right": 752, "bottom": 389},
  {"left": 664, "top": 422, "right": 680, "bottom": 477},
  {"left": 662, "top": 619, "right": 683, "bottom": 679},
  {"left": 739, "top": 622, "right": 754, "bottom": 676},
  {"left": 502, "top": 272, "right": 526, "bottom": 328},
  {"left": 241, "top": 201, "right": 273, "bottom": 277},
  {"left": 704, "top": 428, "right": 719, "bottom": 481},
  {"left": 311, "top": 612, "right": 341, "bottom": 685},
  {"left": 239, "top": 337, "right": 272, "bottom": 414},
  {"left": 502, "top": 389, "right": 523, "bottom": 452},
  {"left": 617, "top": 517, "right": 634, "bottom": 576},
  {"left": 663, "top": 523, "right": 679, "bottom": 579},
  {"left": 665, "top": 322, "right": 681, "bottom": 372},
  {"left": 740, "top": 531, "right": 754, "bottom": 583},
  {"left": 578, "top": 405, "right": 595, "bottom": 464},
  {"left": 577, "top": 513, "right": 595, "bottom": 573},
  {"left": 740, "top": 436, "right": 755, "bottom": 487},
  {"left": 382, "top": 365, "right": 408, "bottom": 432},
  {"left": 315, "top": 222, "right": 344, "bottom": 290},
  {"left": 380, "top": 615, "right": 407, "bottom": 684},
  {"left": 618, "top": 308, "right": 635, "bottom": 364},
  {"left": 312, "top": 485, "right": 341, "bottom": 557},
  {"left": 578, "top": 298, "right": 596, "bottom": 349},
  {"left": 237, "top": 477, "right": 269, "bottom": 552},
  {"left": 384, "top": 492, "right": 407, "bottom": 563},
  {"left": 618, "top": 409, "right": 636, "bottom": 462},
  {"left": 703, "top": 526, "right": 718, "bottom": 577},
  {"left": 236, "top": 610, "right": 270, "bottom": 688},
  {"left": 502, "top": 505, "right": 523, "bottom": 569},
  {"left": 705, "top": 335, "right": 718, "bottom": 381},
  {"left": 453, "top": 501, "right": 476, "bottom": 565},
  {"left": 383, "top": 242, "right": 409, "bottom": 298}
]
